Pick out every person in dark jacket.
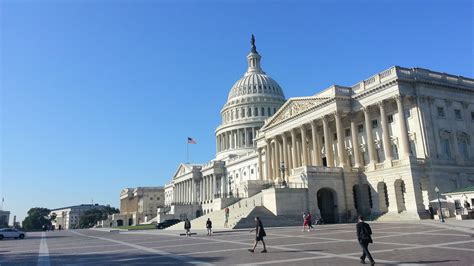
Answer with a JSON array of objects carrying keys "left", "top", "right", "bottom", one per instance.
[
  {"left": 356, "top": 215, "right": 375, "bottom": 265},
  {"left": 184, "top": 218, "right": 191, "bottom": 237},
  {"left": 206, "top": 218, "right": 212, "bottom": 236},
  {"left": 248, "top": 217, "right": 267, "bottom": 253}
]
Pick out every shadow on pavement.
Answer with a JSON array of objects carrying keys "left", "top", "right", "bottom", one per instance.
[{"left": 0, "top": 251, "right": 224, "bottom": 266}]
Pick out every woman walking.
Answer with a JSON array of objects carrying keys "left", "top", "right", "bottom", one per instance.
[{"left": 248, "top": 217, "right": 267, "bottom": 253}]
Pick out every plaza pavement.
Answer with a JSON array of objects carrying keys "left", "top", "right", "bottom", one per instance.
[{"left": 0, "top": 222, "right": 473, "bottom": 265}]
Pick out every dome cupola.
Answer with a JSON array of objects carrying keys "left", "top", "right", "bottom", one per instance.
[{"left": 215, "top": 35, "right": 286, "bottom": 160}]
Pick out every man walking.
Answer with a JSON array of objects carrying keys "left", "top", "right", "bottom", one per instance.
[
  {"left": 206, "top": 218, "right": 212, "bottom": 236},
  {"left": 356, "top": 215, "right": 375, "bottom": 265},
  {"left": 248, "top": 217, "right": 267, "bottom": 253},
  {"left": 184, "top": 218, "right": 191, "bottom": 237},
  {"left": 224, "top": 207, "right": 229, "bottom": 228}
]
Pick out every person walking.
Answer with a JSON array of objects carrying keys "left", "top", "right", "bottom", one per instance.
[
  {"left": 302, "top": 212, "right": 309, "bottom": 232},
  {"left": 356, "top": 215, "right": 375, "bottom": 265},
  {"left": 206, "top": 218, "right": 213, "bottom": 236},
  {"left": 184, "top": 218, "right": 191, "bottom": 237},
  {"left": 248, "top": 217, "right": 267, "bottom": 253},
  {"left": 307, "top": 212, "right": 315, "bottom": 231},
  {"left": 224, "top": 207, "right": 229, "bottom": 228}
]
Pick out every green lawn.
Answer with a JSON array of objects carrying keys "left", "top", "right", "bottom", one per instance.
[{"left": 115, "top": 224, "right": 156, "bottom": 230}]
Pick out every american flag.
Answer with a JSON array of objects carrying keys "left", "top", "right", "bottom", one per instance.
[{"left": 187, "top": 137, "right": 197, "bottom": 144}]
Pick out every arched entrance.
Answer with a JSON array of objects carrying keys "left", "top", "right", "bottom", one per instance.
[
  {"left": 394, "top": 179, "right": 407, "bottom": 213},
  {"left": 317, "top": 188, "right": 337, "bottom": 223},
  {"left": 116, "top": 220, "right": 123, "bottom": 227},
  {"left": 128, "top": 218, "right": 133, "bottom": 226},
  {"left": 196, "top": 210, "right": 202, "bottom": 218}
]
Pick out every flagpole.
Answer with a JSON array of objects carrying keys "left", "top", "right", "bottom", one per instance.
[{"left": 187, "top": 140, "right": 189, "bottom": 163}]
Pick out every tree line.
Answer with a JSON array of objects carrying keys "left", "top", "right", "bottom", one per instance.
[{"left": 21, "top": 206, "right": 119, "bottom": 230}]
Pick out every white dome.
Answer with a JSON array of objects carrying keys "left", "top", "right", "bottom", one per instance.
[
  {"left": 215, "top": 35, "right": 286, "bottom": 160},
  {"left": 227, "top": 72, "right": 285, "bottom": 101}
]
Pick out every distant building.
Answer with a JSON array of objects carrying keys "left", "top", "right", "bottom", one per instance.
[
  {"left": 0, "top": 210, "right": 10, "bottom": 227},
  {"left": 98, "top": 187, "right": 165, "bottom": 227},
  {"left": 51, "top": 204, "right": 106, "bottom": 229},
  {"left": 120, "top": 187, "right": 165, "bottom": 225}
]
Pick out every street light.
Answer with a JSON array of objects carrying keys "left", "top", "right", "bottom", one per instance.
[
  {"left": 279, "top": 162, "right": 287, "bottom": 188},
  {"left": 434, "top": 186, "right": 445, "bottom": 223}
]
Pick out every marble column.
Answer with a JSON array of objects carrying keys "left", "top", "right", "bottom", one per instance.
[
  {"left": 395, "top": 95, "right": 411, "bottom": 159},
  {"left": 258, "top": 148, "right": 263, "bottom": 180},
  {"left": 335, "top": 111, "right": 347, "bottom": 167},
  {"left": 282, "top": 134, "right": 289, "bottom": 177},
  {"left": 291, "top": 129, "right": 297, "bottom": 169},
  {"left": 363, "top": 107, "right": 377, "bottom": 164},
  {"left": 350, "top": 113, "right": 362, "bottom": 168},
  {"left": 378, "top": 101, "right": 393, "bottom": 162},
  {"left": 275, "top": 138, "right": 281, "bottom": 180},
  {"left": 301, "top": 126, "right": 308, "bottom": 166},
  {"left": 322, "top": 115, "right": 334, "bottom": 167},
  {"left": 212, "top": 174, "right": 216, "bottom": 200},
  {"left": 252, "top": 127, "right": 256, "bottom": 146},
  {"left": 266, "top": 139, "right": 272, "bottom": 180},
  {"left": 311, "top": 121, "right": 321, "bottom": 166},
  {"left": 244, "top": 128, "right": 248, "bottom": 147}
]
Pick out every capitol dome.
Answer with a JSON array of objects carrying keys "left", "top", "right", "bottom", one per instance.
[{"left": 216, "top": 35, "right": 286, "bottom": 160}]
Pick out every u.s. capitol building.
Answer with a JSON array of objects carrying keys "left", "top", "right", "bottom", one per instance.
[{"left": 158, "top": 36, "right": 474, "bottom": 227}]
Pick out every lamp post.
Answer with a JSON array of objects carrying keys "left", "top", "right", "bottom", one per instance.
[
  {"left": 279, "top": 162, "right": 287, "bottom": 187},
  {"left": 434, "top": 186, "right": 445, "bottom": 223}
]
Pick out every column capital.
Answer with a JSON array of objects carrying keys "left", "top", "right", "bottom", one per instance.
[
  {"left": 376, "top": 100, "right": 386, "bottom": 108},
  {"left": 322, "top": 114, "right": 330, "bottom": 122},
  {"left": 333, "top": 110, "right": 343, "bottom": 118},
  {"left": 362, "top": 106, "right": 371, "bottom": 114},
  {"left": 291, "top": 128, "right": 297, "bottom": 136},
  {"left": 392, "top": 94, "right": 404, "bottom": 103}
]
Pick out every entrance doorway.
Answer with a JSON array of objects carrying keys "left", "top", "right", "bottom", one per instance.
[
  {"left": 196, "top": 210, "right": 202, "bottom": 218},
  {"left": 128, "top": 218, "right": 133, "bottom": 226},
  {"left": 322, "top": 157, "right": 327, "bottom": 167},
  {"left": 317, "top": 188, "right": 337, "bottom": 223},
  {"left": 116, "top": 220, "right": 123, "bottom": 227}
]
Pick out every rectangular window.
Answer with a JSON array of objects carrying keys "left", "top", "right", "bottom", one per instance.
[
  {"left": 437, "top": 107, "right": 445, "bottom": 117},
  {"left": 410, "top": 140, "right": 417, "bottom": 157},
  {"left": 454, "top": 109, "right": 462, "bottom": 120},
  {"left": 333, "top": 133, "right": 337, "bottom": 140},
  {"left": 358, "top": 124, "right": 364, "bottom": 133},
  {"left": 442, "top": 139, "right": 451, "bottom": 159},
  {"left": 471, "top": 111, "right": 474, "bottom": 121},
  {"left": 388, "top": 114, "right": 394, "bottom": 123},
  {"left": 392, "top": 144, "right": 399, "bottom": 160},
  {"left": 345, "top": 128, "right": 351, "bottom": 137},
  {"left": 372, "top": 119, "right": 378, "bottom": 129}
]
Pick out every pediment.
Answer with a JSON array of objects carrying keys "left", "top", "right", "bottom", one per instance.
[
  {"left": 262, "top": 96, "right": 331, "bottom": 129},
  {"left": 172, "top": 163, "right": 191, "bottom": 179}
]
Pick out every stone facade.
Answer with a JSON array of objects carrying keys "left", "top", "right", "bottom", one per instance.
[
  {"left": 51, "top": 204, "right": 106, "bottom": 229},
  {"left": 119, "top": 187, "right": 164, "bottom": 225},
  {"left": 162, "top": 36, "right": 474, "bottom": 223}
]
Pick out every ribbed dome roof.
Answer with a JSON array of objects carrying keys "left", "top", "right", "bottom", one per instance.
[{"left": 227, "top": 72, "right": 285, "bottom": 101}]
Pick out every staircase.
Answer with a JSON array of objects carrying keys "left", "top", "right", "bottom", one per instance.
[
  {"left": 166, "top": 191, "right": 302, "bottom": 230},
  {"left": 375, "top": 211, "right": 422, "bottom": 221},
  {"left": 166, "top": 192, "right": 265, "bottom": 230}
]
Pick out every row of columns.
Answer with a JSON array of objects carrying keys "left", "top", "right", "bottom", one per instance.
[
  {"left": 199, "top": 174, "right": 217, "bottom": 202},
  {"left": 173, "top": 179, "right": 195, "bottom": 204},
  {"left": 216, "top": 127, "right": 258, "bottom": 153},
  {"left": 257, "top": 95, "right": 411, "bottom": 180}
]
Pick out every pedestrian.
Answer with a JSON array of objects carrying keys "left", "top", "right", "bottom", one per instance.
[
  {"left": 302, "top": 212, "right": 309, "bottom": 232},
  {"left": 248, "top": 217, "right": 267, "bottom": 253},
  {"left": 184, "top": 218, "right": 191, "bottom": 237},
  {"left": 224, "top": 207, "right": 229, "bottom": 228},
  {"left": 307, "top": 212, "right": 314, "bottom": 231},
  {"left": 356, "top": 215, "right": 375, "bottom": 265},
  {"left": 206, "top": 218, "right": 212, "bottom": 236}
]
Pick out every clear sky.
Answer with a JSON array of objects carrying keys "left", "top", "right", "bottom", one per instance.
[{"left": 1, "top": 0, "right": 472, "bottom": 223}]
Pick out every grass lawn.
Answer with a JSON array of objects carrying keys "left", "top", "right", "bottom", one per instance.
[{"left": 116, "top": 224, "right": 156, "bottom": 230}]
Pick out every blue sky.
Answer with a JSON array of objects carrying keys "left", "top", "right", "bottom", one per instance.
[{"left": 1, "top": 0, "right": 472, "bottom": 223}]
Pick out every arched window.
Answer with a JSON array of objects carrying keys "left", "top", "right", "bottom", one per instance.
[
  {"left": 254, "top": 107, "right": 258, "bottom": 116},
  {"left": 458, "top": 132, "right": 470, "bottom": 160},
  {"left": 241, "top": 108, "right": 245, "bottom": 118},
  {"left": 440, "top": 129, "right": 452, "bottom": 159},
  {"left": 248, "top": 107, "right": 252, "bottom": 117},
  {"left": 268, "top": 107, "right": 271, "bottom": 116},
  {"left": 261, "top": 107, "right": 265, "bottom": 116},
  {"left": 236, "top": 108, "right": 239, "bottom": 119}
]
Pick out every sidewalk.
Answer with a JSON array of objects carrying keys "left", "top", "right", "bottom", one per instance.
[{"left": 375, "top": 219, "right": 474, "bottom": 234}]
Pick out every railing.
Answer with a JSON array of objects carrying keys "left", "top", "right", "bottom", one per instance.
[{"left": 375, "top": 163, "right": 384, "bottom": 170}]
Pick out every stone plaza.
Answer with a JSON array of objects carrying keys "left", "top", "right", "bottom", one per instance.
[{"left": 1, "top": 222, "right": 473, "bottom": 265}]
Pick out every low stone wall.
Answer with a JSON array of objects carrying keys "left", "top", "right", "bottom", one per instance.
[{"left": 262, "top": 188, "right": 309, "bottom": 216}]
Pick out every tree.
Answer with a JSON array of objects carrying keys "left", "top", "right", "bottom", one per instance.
[
  {"left": 22, "top": 208, "right": 54, "bottom": 230},
  {"left": 78, "top": 206, "right": 120, "bottom": 228}
]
